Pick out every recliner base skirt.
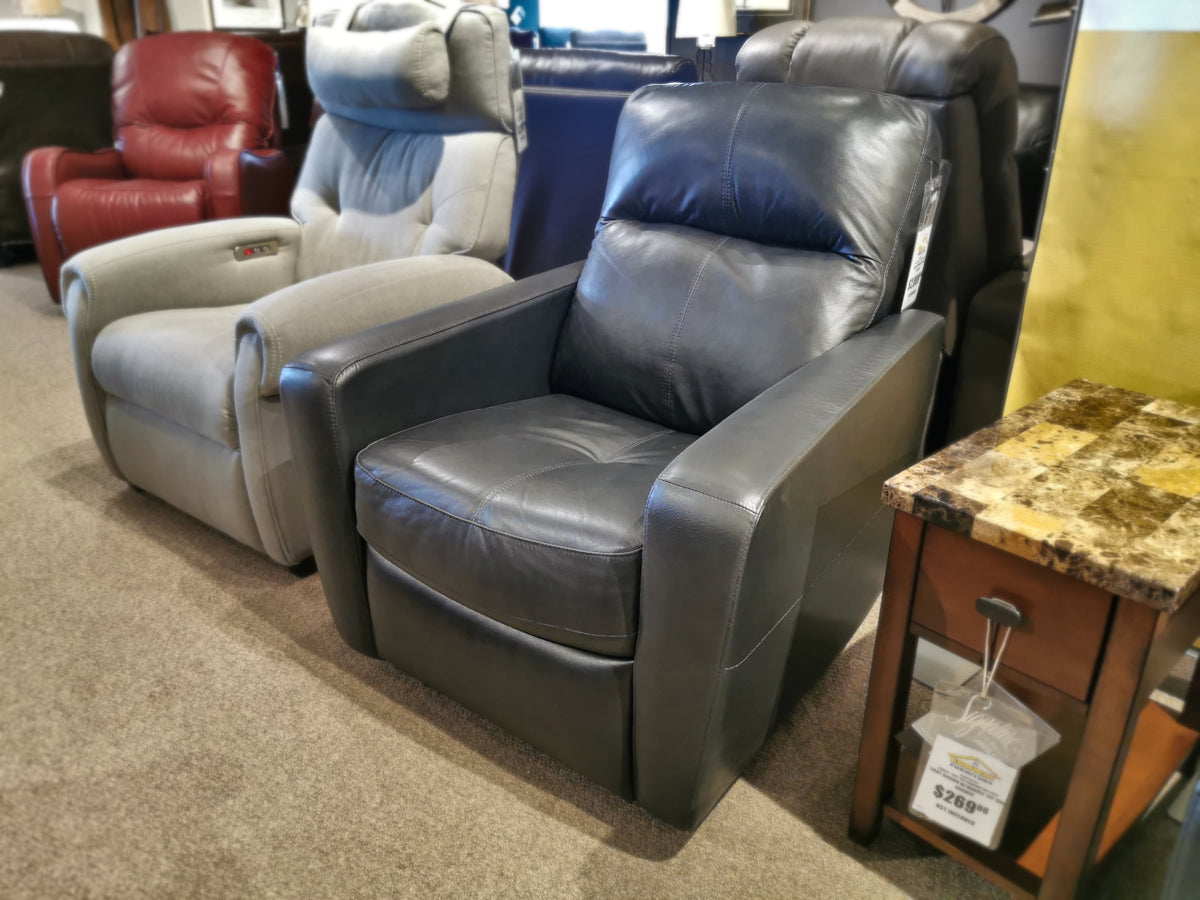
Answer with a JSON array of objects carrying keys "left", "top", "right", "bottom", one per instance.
[
  {"left": 106, "top": 399, "right": 264, "bottom": 553},
  {"left": 365, "top": 548, "right": 634, "bottom": 798}
]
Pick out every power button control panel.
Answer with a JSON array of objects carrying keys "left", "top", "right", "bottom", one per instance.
[{"left": 233, "top": 240, "right": 279, "bottom": 261}]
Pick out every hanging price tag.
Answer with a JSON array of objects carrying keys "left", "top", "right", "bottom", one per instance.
[
  {"left": 910, "top": 734, "right": 1019, "bottom": 849},
  {"left": 901, "top": 159, "right": 950, "bottom": 311}
]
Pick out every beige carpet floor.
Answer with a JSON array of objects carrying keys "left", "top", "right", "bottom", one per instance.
[{"left": 0, "top": 261, "right": 1185, "bottom": 898}]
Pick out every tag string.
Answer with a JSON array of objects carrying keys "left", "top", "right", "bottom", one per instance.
[{"left": 980, "top": 620, "right": 1014, "bottom": 699}]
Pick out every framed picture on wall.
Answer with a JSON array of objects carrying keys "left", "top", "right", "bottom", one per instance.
[{"left": 209, "top": 0, "right": 285, "bottom": 30}]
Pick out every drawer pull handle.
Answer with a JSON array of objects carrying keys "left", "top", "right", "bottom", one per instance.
[{"left": 975, "top": 595, "right": 1023, "bottom": 628}]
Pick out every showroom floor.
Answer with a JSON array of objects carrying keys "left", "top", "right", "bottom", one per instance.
[{"left": 0, "top": 262, "right": 1182, "bottom": 898}]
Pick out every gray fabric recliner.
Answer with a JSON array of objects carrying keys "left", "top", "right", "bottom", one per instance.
[{"left": 62, "top": 1, "right": 520, "bottom": 565}]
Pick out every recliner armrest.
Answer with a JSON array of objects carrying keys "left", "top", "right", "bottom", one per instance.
[
  {"left": 22, "top": 146, "right": 125, "bottom": 199},
  {"left": 22, "top": 147, "right": 127, "bottom": 302},
  {"left": 634, "top": 310, "right": 945, "bottom": 828},
  {"left": 62, "top": 216, "right": 301, "bottom": 477},
  {"left": 280, "top": 261, "right": 582, "bottom": 655},
  {"left": 205, "top": 148, "right": 295, "bottom": 219},
  {"left": 237, "top": 255, "right": 513, "bottom": 397}
]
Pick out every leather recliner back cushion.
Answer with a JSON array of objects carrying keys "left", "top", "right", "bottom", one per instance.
[
  {"left": 736, "top": 18, "right": 1021, "bottom": 341},
  {"left": 552, "top": 83, "right": 940, "bottom": 435},
  {"left": 112, "top": 32, "right": 278, "bottom": 181}
]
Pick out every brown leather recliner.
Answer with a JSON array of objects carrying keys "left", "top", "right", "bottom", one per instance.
[{"left": 22, "top": 30, "right": 293, "bottom": 303}]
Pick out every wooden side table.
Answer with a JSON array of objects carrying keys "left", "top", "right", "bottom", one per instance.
[{"left": 849, "top": 380, "right": 1200, "bottom": 899}]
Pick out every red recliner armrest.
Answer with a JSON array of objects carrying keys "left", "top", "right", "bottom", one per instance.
[
  {"left": 204, "top": 148, "right": 294, "bottom": 220},
  {"left": 22, "top": 147, "right": 125, "bottom": 304}
]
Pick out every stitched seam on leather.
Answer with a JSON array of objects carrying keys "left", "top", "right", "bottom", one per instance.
[
  {"left": 370, "top": 545, "right": 636, "bottom": 642},
  {"left": 357, "top": 464, "right": 643, "bottom": 556},
  {"left": 868, "top": 126, "right": 930, "bottom": 324},
  {"left": 470, "top": 458, "right": 592, "bottom": 523},
  {"left": 720, "top": 83, "right": 763, "bottom": 234},
  {"left": 723, "top": 504, "right": 886, "bottom": 671},
  {"left": 951, "top": 34, "right": 1004, "bottom": 101},
  {"left": 663, "top": 235, "right": 728, "bottom": 422},
  {"left": 470, "top": 427, "right": 676, "bottom": 522},
  {"left": 881, "top": 22, "right": 916, "bottom": 91},
  {"left": 216, "top": 42, "right": 234, "bottom": 127},
  {"left": 691, "top": 497, "right": 759, "bottom": 792},
  {"left": 655, "top": 477, "right": 755, "bottom": 515}
]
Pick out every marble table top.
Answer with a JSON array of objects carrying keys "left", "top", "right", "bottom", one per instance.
[{"left": 884, "top": 380, "right": 1200, "bottom": 613}]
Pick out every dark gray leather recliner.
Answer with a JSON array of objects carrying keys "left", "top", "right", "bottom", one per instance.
[
  {"left": 737, "top": 18, "right": 1022, "bottom": 444},
  {"left": 280, "top": 82, "right": 946, "bottom": 827}
]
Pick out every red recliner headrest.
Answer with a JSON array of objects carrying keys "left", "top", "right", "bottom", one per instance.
[{"left": 112, "top": 31, "right": 278, "bottom": 181}]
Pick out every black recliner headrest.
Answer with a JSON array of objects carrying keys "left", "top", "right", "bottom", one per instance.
[
  {"left": 603, "top": 82, "right": 940, "bottom": 262},
  {"left": 518, "top": 48, "right": 698, "bottom": 93}
]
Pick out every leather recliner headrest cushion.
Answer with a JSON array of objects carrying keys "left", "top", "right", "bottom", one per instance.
[
  {"left": 737, "top": 17, "right": 1014, "bottom": 102},
  {"left": 307, "top": 21, "right": 450, "bottom": 116},
  {"left": 602, "top": 81, "right": 939, "bottom": 262}
]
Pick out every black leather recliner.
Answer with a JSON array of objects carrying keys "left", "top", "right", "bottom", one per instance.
[
  {"left": 280, "top": 82, "right": 945, "bottom": 828},
  {"left": 737, "top": 18, "right": 1022, "bottom": 444},
  {"left": 948, "top": 83, "right": 1063, "bottom": 442},
  {"left": 0, "top": 31, "right": 113, "bottom": 250},
  {"left": 503, "top": 49, "right": 698, "bottom": 279}
]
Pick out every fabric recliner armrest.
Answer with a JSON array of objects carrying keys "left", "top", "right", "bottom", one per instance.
[
  {"left": 633, "top": 309, "right": 945, "bottom": 828},
  {"left": 205, "top": 148, "right": 295, "bottom": 219},
  {"left": 279, "top": 261, "right": 583, "bottom": 656},
  {"left": 63, "top": 216, "right": 301, "bottom": 476},
  {"left": 236, "top": 255, "right": 514, "bottom": 398}
]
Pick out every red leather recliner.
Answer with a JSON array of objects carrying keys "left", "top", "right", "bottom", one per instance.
[{"left": 22, "top": 31, "right": 293, "bottom": 303}]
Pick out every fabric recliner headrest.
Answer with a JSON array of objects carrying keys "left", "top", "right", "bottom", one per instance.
[
  {"left": 307, "top": 22, "right": 451, "bottom": 115},
  {"left": 602, "top": 81, "right": 940, "bottom": 264},
  {"left": 309, "top": 0, "right": 519, "bottom": 136}
]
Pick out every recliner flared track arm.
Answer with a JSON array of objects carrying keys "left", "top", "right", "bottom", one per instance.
[{"left": 282, "top": 82, "right": 947, "bottom": 827}]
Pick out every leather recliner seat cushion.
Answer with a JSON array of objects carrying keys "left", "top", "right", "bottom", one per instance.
[
  {"left": 91, "top": 305, "right": 246, "bottom": 449},
  {"left": 354, "top": 394, "right": 696, "bottom": 657},
  {"left": 53, "top": 179, "right": 208, "bottom": 257}
]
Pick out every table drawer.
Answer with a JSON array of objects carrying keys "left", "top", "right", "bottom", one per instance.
[{"left": 912, "top": 524, "right": 1114, "bottom": 701}]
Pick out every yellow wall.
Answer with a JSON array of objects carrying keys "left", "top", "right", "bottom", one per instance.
[{"left": 1006, "top": 26, "right": 1200, "bottom": 411}]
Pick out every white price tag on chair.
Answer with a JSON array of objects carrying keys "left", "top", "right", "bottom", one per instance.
[{"left": 911, "top": 734, "right": 1018, "bottom": 848}]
